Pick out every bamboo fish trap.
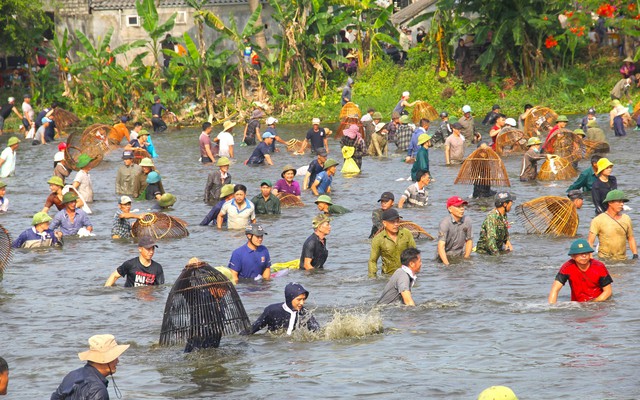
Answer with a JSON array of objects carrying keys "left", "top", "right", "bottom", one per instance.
[
  {"left": 455, "top": 146, "right": 510, "bottom": 187},
  {"left": 543, "top": 129, "right": 582, "bottom": 160},
  {"left": 339, "top": 102, "right": 362, "bottom": 119},
  {"left": 375, "top": 221, "right": 434, "bottom": 240},
  {"left": 336, "top": 117, "right": 364, "bottom": 138},
  {"left": 0, "top": 225, "right": 13, "bottom": 280},
  {"left": 524, "top": 106, "right": 557, "bottom": 137},
  {"left": 582, "top": 139, "right": 610, "bottom": 156},
  {"left": 276, "top": 193, "right": 304, "bottom": 207},
  {"left": 286, "top": 139, "right": 307, "bottom": 155},
  {"left": 51, "top": 108, "right": 80, "bottom": 131},
  {"left": 515, "top": 196, "right": 579, "bottom": 236},
  {"left": 131, "top": 212, "right": 189, "bottom": 240},
  {"left": 537, "top": 156, "right": 578, "bottom": 181},
  {"left": 412, "top": 101, "right": 439, "bottom": 123},
  {"left": 495, "top": 128, "right": 529, "bottom": 156},
  {"left": 159, "top": 259, "right": 251, "bottom": 351},
  {"left": 162, "top": 111, "right": 179, "bottom": 124},
  {"left": 131, "top": 148, "right": 151, "bottom": 164},
  {"left": 64, "top": 124, "right": 112, "bottom": 170}
]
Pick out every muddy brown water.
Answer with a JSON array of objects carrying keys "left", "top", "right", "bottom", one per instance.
[{"left": 1, "top": 115, "right": 639, "bottom": 399}]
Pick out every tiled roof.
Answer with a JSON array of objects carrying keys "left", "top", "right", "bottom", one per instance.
[
  {"left": 90, "top": 0, "right": 250, "bottom": 10},
  {"left": 390, "top": 0, "right": 437, "bottom": 25}
]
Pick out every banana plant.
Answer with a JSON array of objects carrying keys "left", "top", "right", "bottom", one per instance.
[
  {"left": 136, "top": 0, "right": 177, "bottom": 74},
  {"left": 199, "top": 5, "right": 264, "bottom": 98}
]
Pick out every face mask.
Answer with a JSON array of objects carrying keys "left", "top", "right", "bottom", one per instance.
[{"left": 533, "top": 148, "right": 540, "bottom": 153}]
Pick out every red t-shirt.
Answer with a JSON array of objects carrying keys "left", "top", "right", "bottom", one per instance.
[
  {"left": 543, "top": 125, "right": 561, "bottom": 150},
  {"left": 490, "top": 125, "right": 499, "bottom": 150},
  {"left": 555, "top": 259, "right": 612, "bottom": 302}
]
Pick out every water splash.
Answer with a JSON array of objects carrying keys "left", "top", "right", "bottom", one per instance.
[{"left": 322, "top": 309, "right": 383, "bottom": 340}]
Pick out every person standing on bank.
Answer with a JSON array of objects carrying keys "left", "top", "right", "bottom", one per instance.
[
  {"left": 341, "top": 77, "right": 354, "bottom": 105},
  {"left": 105, "top": 237, "right": 165, "bottom": 287},
  {"left": 437, "top": 196, "right": 473, "bottom": 266},
  {"left": 548, "top": 239, "right": 613, "bottom": 304},
  {"left": 377, "top": 247, "right": 422, "bottom": 306},
  {"left": 51, "top": 334, "right": 129, "bottom": 400},
  {"left": 199, "top": 122, "right": 216, "bottom": 164},
  {"left": 588, "top": 189, "right": 638, "bottom": 261},
  {"left": 476, "top": 192, "right": 515, "bottom": 255},
  {"left": 151, "top": 95, "right": 168, "bottom": 133},
  {"left": 0, "top": 97, "right": 22, "bottom": 136},
  {"left": 300, "top": 214, "right": 331, "bottom": 270}
]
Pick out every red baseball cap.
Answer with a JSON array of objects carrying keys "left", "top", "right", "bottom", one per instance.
[
  {"left": 446, "top": 196, "right": 468, "bottom": 208},
  {"left": 58, "top": 143, "right": 67, "bottom": 151}
]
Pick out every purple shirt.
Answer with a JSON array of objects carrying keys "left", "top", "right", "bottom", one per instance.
[
  {"left": 274, "top": 178, "right": 301, "bottom": 196},
  {"left": 199, "top": 132, "right": 212, "bottom": 157}
]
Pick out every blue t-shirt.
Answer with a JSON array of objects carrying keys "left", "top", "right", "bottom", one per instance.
[
  {"left": 314, "top": 171, "right": 333, "bottom": 194},
  {"left": 247, "top": 142, "right": 271, "bottom": 165},
  {"left": 228, "top": 243, "right": 271, "bottom": 279},
  {"left": 151, "top": 103, "right": 166, "bottom": 117}
]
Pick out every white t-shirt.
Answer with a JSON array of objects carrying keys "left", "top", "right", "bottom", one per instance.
[
  {"left": 73, "top": 170, "right": 94, "bottom": 203},
  {"left": 22, "top": 102, "right": 34, "bottom": 122},
  {"left": 217, "top": 131, "right": 235, "bottom": 158},
  {"left": 0, "top": 147, "right": 16, "bottom": 178}
]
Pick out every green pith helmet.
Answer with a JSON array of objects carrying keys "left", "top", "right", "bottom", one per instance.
[
  {"left": 32, "top": 212, "right": 53, "bottom": 226},
  {"left": 314, "top": 195, "right": 333, "bottom": 205},
  {"left": 567, "top": 238, "right": 594, "bottom": 255}
]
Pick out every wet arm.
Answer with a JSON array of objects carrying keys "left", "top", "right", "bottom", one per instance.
[
  {"left": 400, "top": 291, "right": 415, "bottom": 306},
  {"left": 105, "top": 270, "right": 122, "bottom": 286},
  {"left": 548, "top": 281, "right": 564, "bottom": 304},
  {"left": 628, "top": 231, "right": 637, "bottom": 256},
  {"left": 593, "top": 284, "right": 612, "bottom": 302},
  {"left": 310, "top": 179, "right": 320, "bottom": 196},
  {"left": 264, "top": 154, "right": 273, "bottom": 165},
  {"left": 368, "top": 241, "right": 381, "bottom": 277},
  {"left": 262, "top": 267, "right": 271, "bottom": 281},
  {"left": 464, "top": 239, "right": 473, "bottom": 258},
  {"left": 444, "top": 144, "right": 450, "bottom": 164},
  {"left": 437, "top": 240, "right": 449, "bottom": 266}
]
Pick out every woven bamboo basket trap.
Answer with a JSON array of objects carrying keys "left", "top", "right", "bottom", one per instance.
[
  {"left": 582, "top": 139, "right": 609, "bottom": 156},
  {"left": 0, "top": 225, "right": 13, "bottom": 280},
  {"left": 537, "top": 156, "right": 578, "bottom": 181},
  {"left": 339, "top": 102, "right": 362, "bottom": 119},
  {"left": 276, "top": 192, "right": 304, "bottom": 207},
  {"left": 495, "top": 128, "right": 529, "bottom": 156},
  {"left": 412, "top": 101, "right": 439, "bottom": 123},
  {"left": 131, "top": 148, "right": 152, "bottom": 164},
  {"left": 375, "top": 221, "right": 434, "bottom": 240},
  {"left": 543, "top": 129, "right": 583, "bottom": 161},
  {"left": 286, "top": 139, "right": 307, "bottom": 155},
  {"left": 51, "top": 108, "right": 80, "bottom": 131},
  {"left": 131, "top": 212, "right": 189, "bottom": 240},
  {"left": 336, "top": 117, "right": 364, "bottom": 138},
  {"left": 64, "top": 124, "right": 113, "bottom": 170},
  {"left": 515, "top": 196, "right": 578, "bottom": 236},
  {"left": 455, "top": 146, "right": 510, "bottom": 187},
  {"left": 159, "top": 259, "right": 251, "bottom": 351},
  {"left": 524, "top": 106, "right": 557, "bottom": 137}
]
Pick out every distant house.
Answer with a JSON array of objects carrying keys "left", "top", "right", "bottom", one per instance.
[
  {"left": 50, "top": 0, "right": 275, "bottom": 65},
  {"left": 391, "top": 0, "right": 437, "bottom": 31}
]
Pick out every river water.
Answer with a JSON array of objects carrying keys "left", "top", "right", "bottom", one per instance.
[{"left": 1, "top": 115, "right": 639, "bottom": 399}]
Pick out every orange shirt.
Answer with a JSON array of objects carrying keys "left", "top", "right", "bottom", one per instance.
[{"left": 110, "top": 123, "right": 130, "bottom": 144}]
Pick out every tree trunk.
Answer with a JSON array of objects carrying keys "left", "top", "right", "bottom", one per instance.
[{"left": 248, "top": 0, "right": 268, "bottom": 54}]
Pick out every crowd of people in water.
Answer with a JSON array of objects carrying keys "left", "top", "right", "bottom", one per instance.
[{"left": 0, "top": 64, "right": 638, "bottom": 398}]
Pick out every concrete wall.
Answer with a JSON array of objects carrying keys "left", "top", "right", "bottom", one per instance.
[{"left": 54, "top": 3, "right": 277, "bottom": 66}]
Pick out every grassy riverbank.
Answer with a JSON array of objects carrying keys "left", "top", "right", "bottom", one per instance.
[{"left": 281, "top": 53, "right": 628, "bottom": 123}]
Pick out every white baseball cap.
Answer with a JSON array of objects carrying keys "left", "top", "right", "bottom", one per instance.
[
  {"left": 505, "top": 118, "right": 517, "bottom": 127},
  {"left": 312, "top": 118, "right": 321, "bottom": 125},
  {"left": 119, "top": 195, "right": 132, "bottom": 204},
  {"left": 402, "top": 91, "right": 410, "bottom": 97},
  {"left": 266, "top": 117, "right": 278, "bottom": 125},
  {"left": 462, "top": 105, "right": 472, "bottom": 113}
]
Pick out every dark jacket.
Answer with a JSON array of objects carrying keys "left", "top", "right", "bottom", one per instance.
[
  {"left": 51, "top": 364, "right": 109, "bottom": 400},
  {"left": 250, "top": 283, "right": 320, "bottom": 334}
]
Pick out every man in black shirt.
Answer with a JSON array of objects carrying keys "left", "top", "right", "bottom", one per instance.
[
  {"left": 151, "top": 95, "right": 168, "bottom": 133},
  {"left": 0, "top": 97, "right": 22, "bottom": 135},
  {"left": 105, "top": 237, "right": 165, "bottom": 287},
  {"left": 302, "top": 147, "right": 327, "bottom": 190},
  {"left": 299, "top": 214, "right": 331, "bottom": 270}
]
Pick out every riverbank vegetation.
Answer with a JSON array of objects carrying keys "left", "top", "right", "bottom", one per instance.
[{"left": 0, "top": 0, "right": 638, "bottom": 128}]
